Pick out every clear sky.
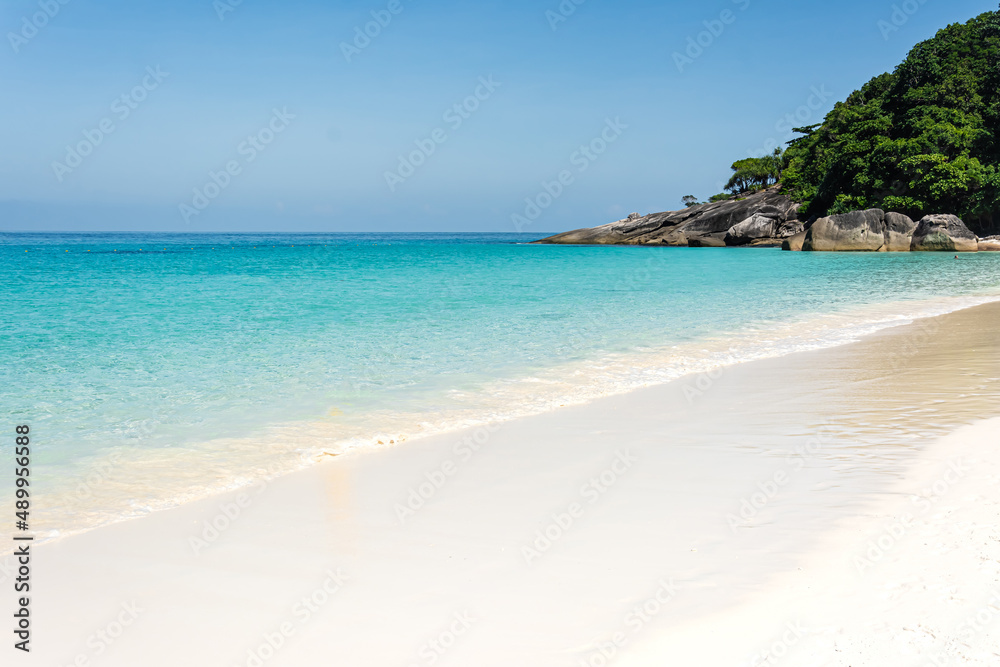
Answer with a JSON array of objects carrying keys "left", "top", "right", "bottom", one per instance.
[{"left": 1, "top": 0, "right": 996, "bottom": 232}]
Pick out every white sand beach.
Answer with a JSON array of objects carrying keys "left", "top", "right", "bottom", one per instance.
[{"left": 18, "top": 302, "right": 1000, "bottom": 666}]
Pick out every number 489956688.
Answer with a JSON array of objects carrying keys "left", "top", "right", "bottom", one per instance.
[{"left": 15, "top": 425, "right": 30, "bottom": 531}]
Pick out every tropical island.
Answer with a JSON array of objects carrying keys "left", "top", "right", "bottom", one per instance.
[{"left": 536, "top": 7, "right": 1000, "bottom": 252}]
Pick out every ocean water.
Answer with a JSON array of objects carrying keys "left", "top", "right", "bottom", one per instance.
[{"left": 3, "top": 232, "right": 1000, "bottom": 541}]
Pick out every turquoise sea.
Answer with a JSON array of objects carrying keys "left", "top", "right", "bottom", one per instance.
[{"left": 3, "top": 232, "right": 1000, "bottom": 540}]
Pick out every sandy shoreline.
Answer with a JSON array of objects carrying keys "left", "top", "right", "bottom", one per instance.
[
  {"left": 12, "top": 290, "right": 1000, "bottom": 549},
  {"left": 13, "top": 302, "right": 1000, "bottom": 666}
]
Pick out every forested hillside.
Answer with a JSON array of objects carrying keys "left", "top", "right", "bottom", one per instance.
[{"left": 780, "top": 8, "right": 1000, "bottom": 234}]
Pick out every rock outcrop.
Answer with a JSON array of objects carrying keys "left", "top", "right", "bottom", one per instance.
[
  {"left": 979, "top": 235, "right": 1000, "bottom": 251},
  {"left": 534, "top": 191, "right": 977, "bottom": 253},
  {"left": 802, "top": 209, "right": 887, "bottom": 251},
  {"left": 910, "top": 215, "right": 979, "bottom": 252},
  {"left": 533, "top": 187, "right": 800, "bottom": 246},
  {"left": 883, "top": 212, "right": 917, "bottom": 251},
  {"left": 782, "top": 230, "right": 808, "bottom": 251},
  {"left": 776, "top": 220, "right": 806, "bottom": 238},
  {"left": 724, "top": 214, "right": 777, "bottom": 246},
  {"left": 798, "top": 209, "right": 924, "bottom": 252},
  {"left": 687, "top": 234, "right": 726, "bottom": 247}
]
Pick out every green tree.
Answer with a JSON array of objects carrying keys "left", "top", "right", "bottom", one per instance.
[
  {"left": 724, "top": 149, "right": 784, "bottom": 195},
  {"left": 782, "top": 8, "right": 1000, "bottom": 232}
]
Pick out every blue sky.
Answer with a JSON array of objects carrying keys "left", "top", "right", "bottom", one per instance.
[{"left": 1, "top": 0, "right": 996, "bottom": 232}]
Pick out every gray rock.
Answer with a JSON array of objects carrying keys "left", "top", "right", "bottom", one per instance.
[
  {"left": 660, "top": 230, "right": 688, "bottom": 247},
  {"left": 688, "top": 234, "right": 727, "bottom": 248},
  {"left": 782, "top": 230, "right": 808, "bottom": 251},
  {"left": 533, "top": 187, "right": 800, "bottom": 246},
  {"left": 883, "top": 212, "right": 916, "bottom": 252},
  {"left": 755, "top": 205, "right": 787, "bottom": 219},
  {"left": 979, "top": 235, "right": 1000, "bottom": 251},
  {"left": 910, "top": 215, "right": 978, "bottom": 252},
  {"left": 776, "top": 220, "right": 805, "bottom": 238},
  {"left": 803, "top": 209, "right": 886, "bottom": 252},
  {"left": 724, "top": 214, "right": 777, "bottom": 246}
]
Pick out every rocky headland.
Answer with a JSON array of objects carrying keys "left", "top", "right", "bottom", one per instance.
[
  {"left": 535, "top": 10, "right": 1000, "bottom": 253},
  {"left": 533, "top": 188, "right": 997, "bottom": 252},
  {"left": 533, "top": 187, "right": 801, "bottom": 248}
]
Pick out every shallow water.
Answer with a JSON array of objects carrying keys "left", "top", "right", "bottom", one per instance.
[{"left": 2, "top": 232, "right": 999, "bottom": 539}]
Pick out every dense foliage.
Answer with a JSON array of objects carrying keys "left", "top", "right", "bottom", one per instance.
[
  {"left": 781, "top": 8, "right": 1000, "bottom": 232},
  {"left": 724, "top": 149, "right": 784, "bottom": 195}
]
